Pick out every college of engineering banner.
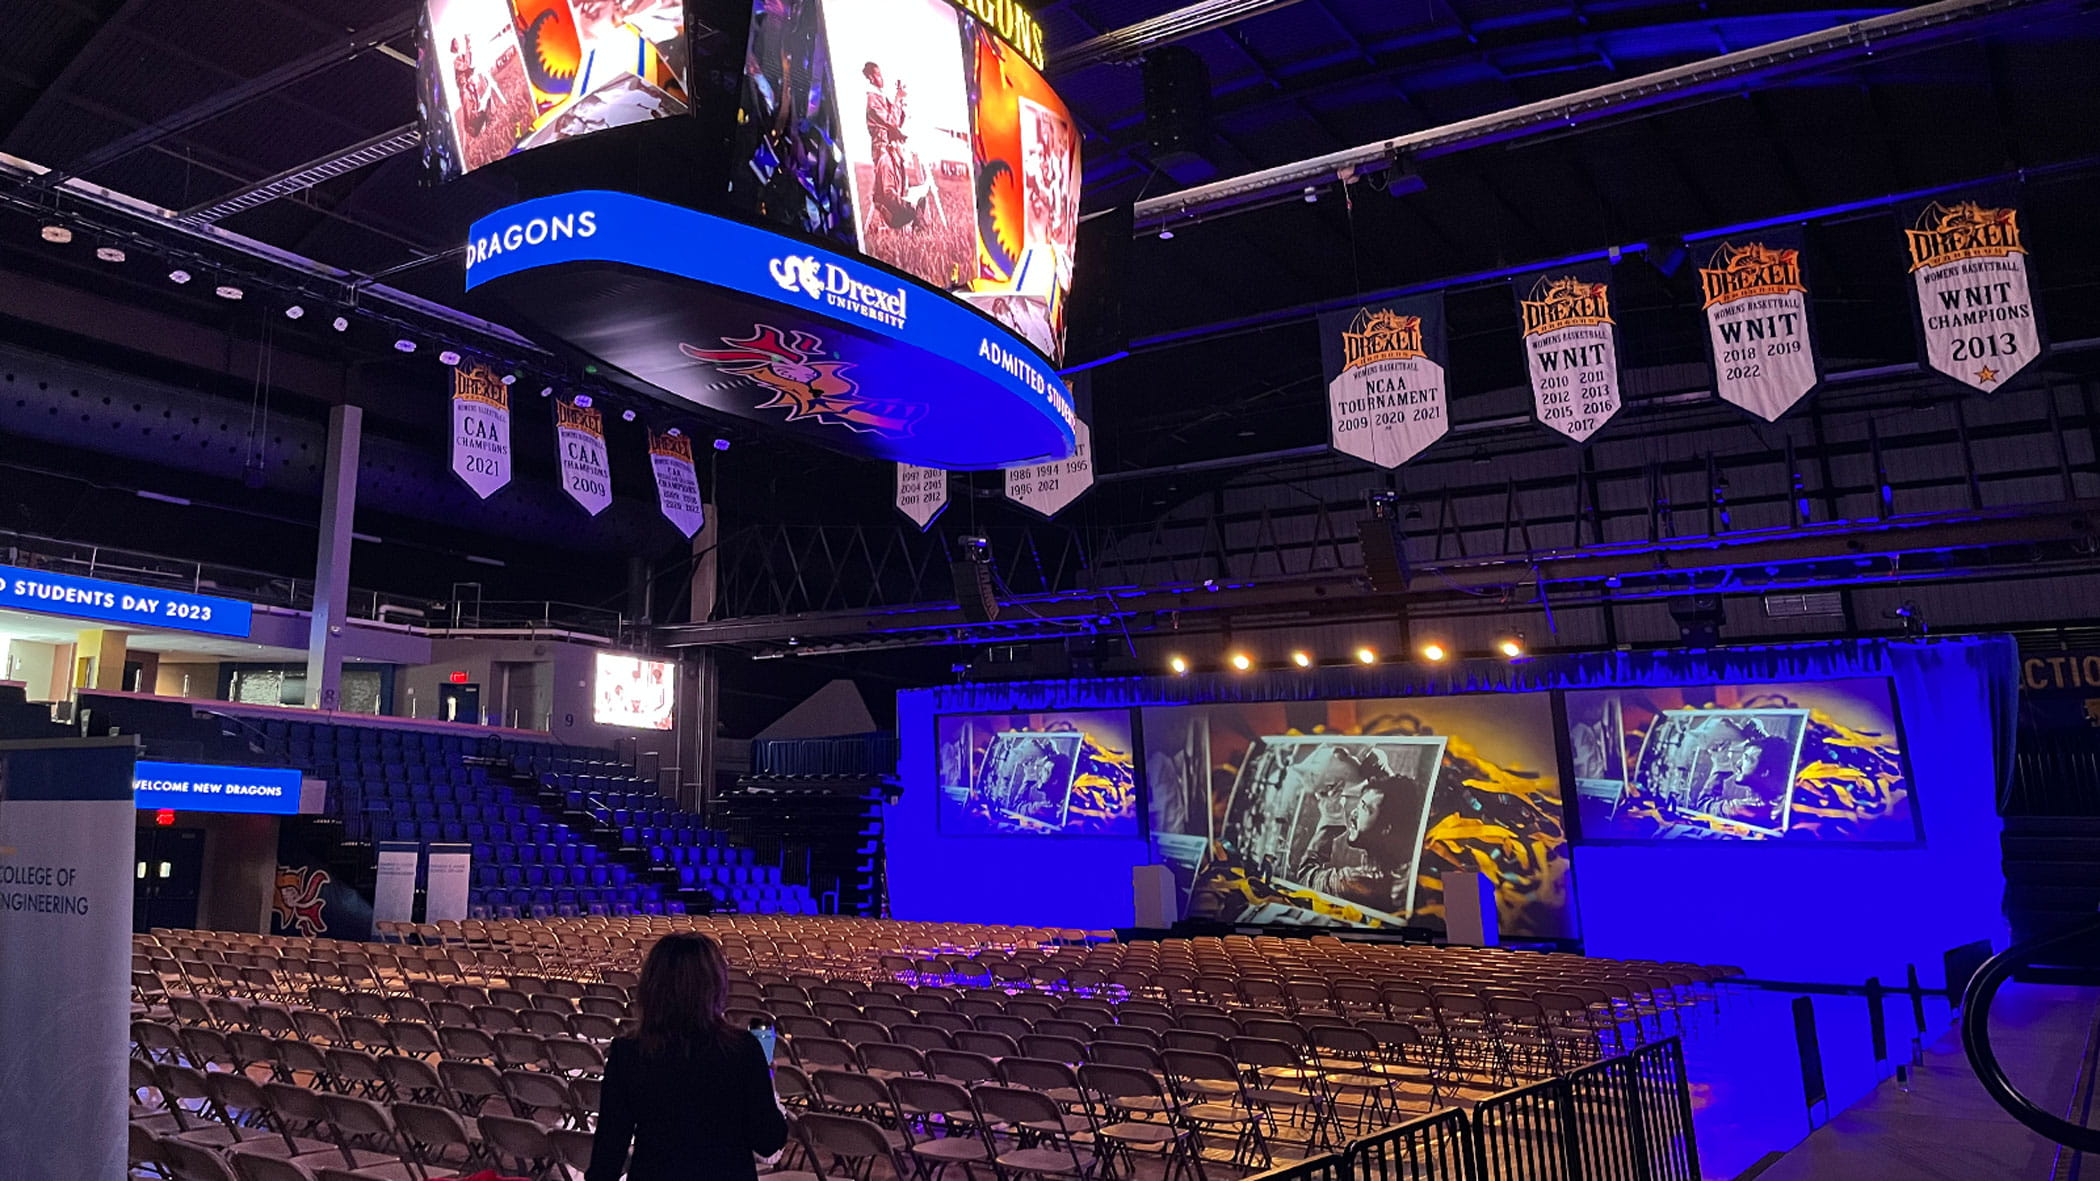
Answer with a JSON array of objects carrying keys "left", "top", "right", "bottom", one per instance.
[
  {"left": 1904, "top": 195, "right": 2045, "bottom": 392},
  {"left": 1697, "top": 230, "right": 1821, "bottom": 421},
  {"left": 650, "top": 430, "right": 707, "bottom": 538},
  {"left": 1319, "top": 293, "right": 1449, "bottom": 468},
  {"left": 1515, "top": 263, "right": 1622, "bottom": 443},
  {"left": 896, "top": 463, "right": 949, "bottom": 530},
  {"left": 450, "top": 363, "right": 512, "bottom": 498},
  {"left": 0, "top": 738, "right": 138, "bottom": 1181},
  {"left": 555, "top": 398, "right": 613, "bottom": 516}
]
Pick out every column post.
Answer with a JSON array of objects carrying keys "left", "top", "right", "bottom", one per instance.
[{"left": 304, "top": 405, "right": 362, "bottom": 710}]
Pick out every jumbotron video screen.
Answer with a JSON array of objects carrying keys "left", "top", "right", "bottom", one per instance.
[{"left": 936, "top": 710, "right": 1140, "bottom": 837}]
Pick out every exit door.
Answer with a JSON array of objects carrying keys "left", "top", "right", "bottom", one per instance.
[
  {"left": 438, "top": 683, "right": 482, "bottom": 725},
  {"left": 134, "top": 827, "right": 205, "bottom": 932}
]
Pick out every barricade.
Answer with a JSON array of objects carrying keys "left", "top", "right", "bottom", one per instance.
[{"left": 1349, "top": 1106, "right": 1474, "bottom": 1180}]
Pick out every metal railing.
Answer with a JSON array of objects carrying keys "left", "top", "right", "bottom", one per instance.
[
  {"left": 1232, "top": 1038, "right": 1697, "bottom": 1181},
  {"left": 1961, "top": 918, "right": 2100, "bottom": 1154}
]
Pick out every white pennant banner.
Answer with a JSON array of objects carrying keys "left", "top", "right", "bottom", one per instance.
[
  {"left": 1518, "top": 268, "right": 1622, "bottom": 444},
  {"left": 1004, "top": 420, "right": 1093, "bottom": 517},
  {"left": 895, "top": 463, "right": 949, "bottom": 530},
  {"left": 450, "top": 363, "right": 512, "bottom": 498},
  {"left": 555, "top": 399, "right": 613, "bottom": 516},
  {"left": 650, "top": 430, "right": 707, "bottom": 538},
  {"left": 1906, "top": 199, "right": 2043, "bottom": 393},
  {"left": 1699, "top": 237, "right": 1819, "bottom": 422}
]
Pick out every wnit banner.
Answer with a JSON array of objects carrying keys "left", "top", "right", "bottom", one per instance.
[
  {"left": 1319, "top": 293, "right": 1449, "bottom": 469},
  {"left": 1697, "top": 230, "right": 1821, "bottom": 421},
  {"left": 1904, "top": 195, "right": 2045, "bottom": 393},
  {"left": 1515, "top": 263, "right": 1622, "bottom": 444}
]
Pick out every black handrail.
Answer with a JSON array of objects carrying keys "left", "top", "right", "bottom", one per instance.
[{"left": 1960, "top": 916, "right": 2100, "bottom": 1153}]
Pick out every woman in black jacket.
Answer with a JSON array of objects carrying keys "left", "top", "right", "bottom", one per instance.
[{"left": 586, "top": 932, "right": 790, "bottom": 1181}]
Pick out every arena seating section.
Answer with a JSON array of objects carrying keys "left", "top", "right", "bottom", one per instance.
[
  {"left": 130, "top": 916, "right": 1732, "bottom": 1181},
  {"left": 250, "top": 718, "right": 814, "bottom": 918}
]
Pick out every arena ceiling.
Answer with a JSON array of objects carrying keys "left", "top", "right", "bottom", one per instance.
[{"left": 0, "top": 0, "right": 2098, "bottom": 610}]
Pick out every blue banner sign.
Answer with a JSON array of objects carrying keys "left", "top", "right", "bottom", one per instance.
[
  {"left": 134, "top": 760, "right": 302, "bottom": 815},
  {"left": 0, "top": 564, "right": 252, "bottom": 638},
  {"left": 463, "top": 191, "right": 1078, "bottom": 470}
]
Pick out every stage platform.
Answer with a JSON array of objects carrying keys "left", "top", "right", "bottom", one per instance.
[{"left": 1702, "top": 984, "right": 2100, "bottom": 1181}]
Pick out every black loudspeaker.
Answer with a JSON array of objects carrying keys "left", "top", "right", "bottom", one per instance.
[
  {"left": 1142, "top": 46, "right": 1212, "bottom": 167},
  {"left": 1358, "top": 517, "right": 1411, "bottom": 592},
  {"left": 951, "top": 559, "right": 1000, "bottom": 623},
  {"left": 1066, "top": 204, "right": 1131, "bottom": 368},
  {"left": 1670, "top": 594, "right": 1727, "bottom": 644}
]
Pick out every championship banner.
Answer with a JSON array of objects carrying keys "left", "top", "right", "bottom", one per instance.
[
  {"left": 555, "top": 398, "right": 613, "bottom": 516},
  {"left": 650, "top": 430, "right": 707, "bottom": 538},
  {"left": 1697, "top": 230, "right": 1820, "bottom": 421},
  {"left": 896, "top": 463, "right": 949, "bottom": 531},
  {"left": 1319, "top": 293, "right": 1449, "bottom": 468},
  {"left": 1004, "top": 419, "right": 1094, "bottom": 517},
  {"left": 1515, "top": 264, "right": 1622, "bottom": 444},
  {"left": 0, "top": 738, "right": 137, "bottom": 1181},
  {"left": 1905, "top": 195, "right": 2044, "bottom": 392},
  {"left": 450, "top": 363, "right": 512, "bottom": 498}
]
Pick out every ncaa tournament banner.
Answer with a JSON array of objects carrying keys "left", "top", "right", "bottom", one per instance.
[
  {"left": 1319, "top": 293, "right": 1449, "bottom": 469},
  {"left": 555, "top": 398, "right": 613, "bottom": 517},
  {"left": 650, "top": 430, "right": 707, "bottom": 538},
  {"left": 1904, "top": 194, "right": 2045, "bottom": 393},
  {"left": 450, "top": 362, "right": 512, "bottom": 498},
  {"left": 1697, "top": 230, "right": 1821, "bottom": 421},
  {"left": 0, "top": 737, "right": 138, "bottom": 1181},
  {"left": 1515, "top": 263, "right": 1622, "bottom": 443}
]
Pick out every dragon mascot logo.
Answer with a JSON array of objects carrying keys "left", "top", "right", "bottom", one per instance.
[
  {"left": 273, "top": 866, "right": 330, "bottom": 937},
  {"left": 681, "top": 325, "right": 928, "bottom": 437}
]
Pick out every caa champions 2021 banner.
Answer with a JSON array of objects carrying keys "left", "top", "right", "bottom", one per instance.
[
  {"left": 1698, "top": 230, "right": 1821, "bottom": 422},
  {"left": 1905, "top": 194, "right": 2045, "bottom": 393},
  {"left": 1320, "top": 293, "right": 1449, "bottom": 469},
  {"left": 1515, "top": 263, "right": 1622, "bottom": 444}
]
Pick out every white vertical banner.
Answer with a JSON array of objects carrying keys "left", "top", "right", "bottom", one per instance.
[
  {"left": 650, "top": 430, "right": 707, "bottom": 538},
  {"left": 1320, "top": 294, "right": 1451, "bottom": 468},
  {"left": 424, "top": 843, "right": 472, "bottom": 923},
  {"left": 1905, "top": 196, "right": 2045, "bottom": 393},
  {"left": 1004, "top": 419, "right": 1094, "bottom": 517},
  {"left": 555, "top": 398, "right": 613, "bottom": 516},
  {"left": 450, "top": 363, "right": 512, "bottom": 498},
  {"left": 1516, "top": 265, "right": 1623, "bottom": 444},
  {"left": 895, "top": 463, "right": 949, "bottom": 530},
  {"left": 1698, "top": 234, "right": 1820, "bottom": 421},
  {"left": 0, "top": 737, "right": 137, "bottom": 1181},
  {"left": 372, "top": 841, "right": 419, "bottom": 925}
]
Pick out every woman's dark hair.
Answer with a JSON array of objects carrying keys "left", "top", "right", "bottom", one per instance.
[{"left": 634, "top": 932, "right": 735, "bottom": 1058}]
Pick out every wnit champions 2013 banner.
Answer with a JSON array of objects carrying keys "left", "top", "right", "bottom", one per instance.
[
  {"left": 1905, "top": 195, "right": 2045, "bottom": 393},
  {"left": 1697, "top": 230, "right": 1821, "bottom": 421},
  {"left": 1319, "top": 293, "right": 1450, "bottom": 469},
  {"left": 1515, "top": 264, "right": 1622, "bottom": 444}
]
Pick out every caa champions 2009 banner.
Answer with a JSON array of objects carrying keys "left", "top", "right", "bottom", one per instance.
[
  {"left": 1698, "top": 230, "right": 1821, "bottom": 421},
  {"left": 1515, "top": 263, "right": 1621, "bottom": 444},
  {"left": 1905, "top": 194, "right": 2045, "bottom": 393},
  {"left": 1320, "top": 294, "right": 1449, "bottom": 469}
]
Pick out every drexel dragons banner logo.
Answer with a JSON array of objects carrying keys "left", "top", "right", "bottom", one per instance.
[
  {"left": 1514, "top": 264, "right": 1621, "bottom": 444},
  {"left": 681, "top": 325, "right": 929, "bottom": 438},
  {"left": 1698, "top": 231, "right": 1820, "bottom": 422},
  {"left": 1318, "top": 294, "right": 1449, "bottom": 469},
  {"left": 1904, "top": 196, "right": 2044, "bottom": 392}
]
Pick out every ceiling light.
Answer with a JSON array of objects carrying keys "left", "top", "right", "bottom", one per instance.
[
  {"left": 283, "top": 305, "right": 304, "bottom": 319},
  {"left": 621, "top": 409, "right": 637, "bottom": 422},
  {"left": 1168, "top": 655, "right": 1189, "bottom": 676},
  {"left": 1290, "top": 650, "right": 1312, "bottom": 668},
  {"left": 95, "top": 245, "right": 125, "bottom": 263},
  {"left": 331, "top": 315, "right": 349, "bottom": 331},
  {"left": 1158, "top": 229, "right": 1174, "bottom": 241},
  {"left": 666, "top": 427, "right": 681, "bottom": 436},
  {"left": 1497, "top": 634, "right": 1526, "bottom": 659},
  {"left": 712, "top": 438, "right": 731, "bottom": 452},
  {"left": 214, "top": 284, "right": 243, "bottom": 300},
  {"left": 501, "top": 373, "right": 517, "bottom": 385},
  {"left": 1229, "top": 652, "right": 1252, "bottom": 672},
  {"left": 167, "top": 268, "right": 192, "bottom": 284},
  {"left": 438, "top": 349, "right": 462, "bottom": 366},
  {"left": 574, "top": 394, "right": 592, "bottom": 408},
  {"left": 1303, "top": 187, "right": 1318, "bottom": 204},
  {"left": 40, "top": 223, "right": 72, "bottom": 244},
  {"left": 1421, "top": 642, "right": 1447, "bottom": 663},
  {"left": 1355, "top": 646, "right": 1377, "bottom": 665},
  {"left": 539, "top": 386, "right": 554, "bottom": 398},
  {"left": 394, "top": 339, "right": 416, "bottom": 353}
]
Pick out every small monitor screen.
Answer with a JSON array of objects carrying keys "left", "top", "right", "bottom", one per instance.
[
  {"left": 418, "top": 0, "right": 690, "bottom": 180},
  {"left": 936, "top": 710, "right": 1139, "bottom": 836},
  {"left": 593, "top": 652, "right": 676, "bottom": 730},
  {"left": 1566, "top": 678, "right": 1916, "bottom": 842}
]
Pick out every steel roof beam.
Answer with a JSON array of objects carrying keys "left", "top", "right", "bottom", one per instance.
[{"left": 1051, "top": 0, "right": 1316, "bottom": 72}]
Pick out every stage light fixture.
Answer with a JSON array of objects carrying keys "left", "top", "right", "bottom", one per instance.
[
  {"left": 393, "top": 339, "right": 416, "bottom": 353},
  {"left": 574, "top": 393, "right": 593, "bottom": 408},
  {"left": 1158, "top": 228, "right": 1175, "bottom": 241},
  {"left": 1291, "top": 650, "right": 1312, "bottom": 668},
  {"left": 331, "top": 315, "right": 349, "bottom": 331},
  {"left": 1229, "top": 652, "right": 1252, "bottom": 672},
  {"left": 621, "top": 409, "right": 637, "bottom": 422},
  {"left": 167, "top": 268, "right": 192, "bottom": 284},
  {"left": 539, "top": 386, "right": 554, "bottom": 398},
  {"left": 712, "top": 438, "right": 731, "bottom": 452},
  {"left": 1303, "top": 187, "right": 1318, "bottom": 204},
  {"left": 1355, "top": 646, "right": 1377, "bottom": 665},
  {"left": 39, "top": 223, "right": 71, "bottom": 244},
  {"left": 1168, "top": 655, "right": 1189, "bottom": 675},
  {"left": 95, "top": 245, "right": 125, "bottom": 263},
  {"left": 666, "top": 427, "right": 681, "bottom": 436},
  {"left": 283, "top": 304, "right": 303, "bottom": 319},
  {"left": 1497, "top": 634, "right": 1526, "bottom": 659},
  {"left": 1421, "top": 642, "right": 1448, "bottom": 662},
  {"left": 501, "top": 373, "right": 517, "bottom": 385},
  {"left": 214, "top": 284, "right": 243, "bottom": 300},
  {"left": 438, "top": 349, "right": 462, "bottom": 366}
]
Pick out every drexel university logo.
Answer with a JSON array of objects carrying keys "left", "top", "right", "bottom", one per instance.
[{"left": 770, "top": 255, "right": 824, "bottom": 300}]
